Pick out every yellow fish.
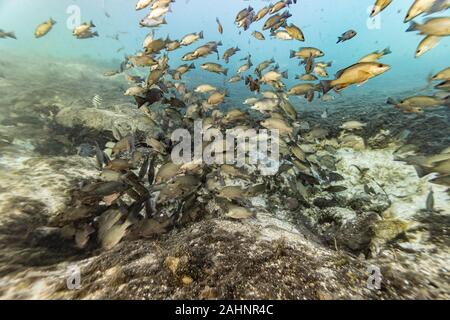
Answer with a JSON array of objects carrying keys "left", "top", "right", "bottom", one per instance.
[{"left": 35, "top": 18, "right": 56, "bottom": 38}]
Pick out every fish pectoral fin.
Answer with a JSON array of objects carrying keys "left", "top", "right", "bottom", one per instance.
[
  {"left": 334, "top": 84, "right": 349, "bottom": 92},
  {"left": 357, "top": 80, "right": 369, "bottom": 87},
  {"left": 356, "top": 70, "right": 372, "bottom": 85}
]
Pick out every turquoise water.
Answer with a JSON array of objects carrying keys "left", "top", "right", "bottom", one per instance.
[{"left": 1, "top": 0, "right": 448, "bottom": 96}]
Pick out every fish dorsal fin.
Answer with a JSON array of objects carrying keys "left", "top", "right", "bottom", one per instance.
[
  {"left": 335, "top": 68, "right": 346, "bottom": 79},
  {"left": 336, "top": 63, "right": 361, "bottom": 78}
]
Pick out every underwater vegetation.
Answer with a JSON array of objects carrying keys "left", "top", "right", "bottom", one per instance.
[{"left": 0, "top": 0, "right": 449, "bottom": 300}]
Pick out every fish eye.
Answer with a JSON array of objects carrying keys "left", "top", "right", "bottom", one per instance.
[{"left": 378, "top": 64, "right": 383, "bottom": 68}]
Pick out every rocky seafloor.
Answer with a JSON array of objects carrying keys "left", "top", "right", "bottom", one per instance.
[{"left": 0, "top": 53, "right": 449, "bottom": 299}]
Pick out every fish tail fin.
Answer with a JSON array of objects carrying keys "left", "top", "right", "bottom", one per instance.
[
  {"left": 92, "top": 31, "right": 99, "bottom": 37},
  {"left": 223, "top": 68, "right": 229, "bottom": 76},
  {"left": 444, "top": 95, "right": 450, "bottom": 107},
  {"left": 320, "top": 80, "right": 334, "bottom": 94},
  {"left": 281, "top": 70, "right": 289, "bottom": 79},
  {"left": 290, "top": 50, "right": 296, "bottom": 59},
  {"left": 305, "top": 89, "right": 315, "bottom": 102},
  {"left": 382, "top": 46, "right": 392, "bottom": 55},
  {"left": 199, "top": 31, "right": 204, "bottom": 39},
  {"left": 217, "top": 41, "right": 223, "bottom": 46},
  {"left": 336, "top": 37, "right": 343, "bottom": 44},
  {"left": 386, "top": 97, "right": 398, "bottom": 105},
  {"left": 50, "top": 18, "right": 57, "bottom": 25},
  {"left": 90, "top": 20, "right": 96, "bottom": 28},
  {"left": 189, "top": 63, "right": 195, "bottom": 69},
  {"left": 7, "top": 32, "right": 16, "bottom": 39},
  {"left": 406, "top": 21, "right": 419, "bottom": 32},
  {"left": 162, "top": 18, "right": 168, "bottom": 25},
  {"left": 414, "top": 165, "right": 430, "bottom": 178}
]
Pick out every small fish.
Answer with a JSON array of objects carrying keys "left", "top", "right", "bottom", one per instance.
[
  {"left": 146, "top": 6, "right": 171, "bottom": 19},
  {"left": 394, "top": 95, "right": 450, "bottom": 109},
  {"left": 216, "top": 17, "right": 223, "bottom": 34},
  {"left": 73, "top": 21, "right": 96, "bottom": 38},
  {"left": 195, "top": 84, "right": 217, "bottom": 93},
  {"left": 284, "top": 23, "right": 305, "bottom": 41},
  {"left": 207, "top": 91, "right": 227, "bottom": 105},
  {"left": 270, "top": 0, "right": 293, "bottom": 14},
  {"left": 237, "top": 57, "right": 253, "bottom": 74},
  {"left": 252, "top": 31, "right": 265, "bottom": 40},
  {"left": 358, "top": 47, "right": 392, "bottom": 62},
  {"left": 370, "top": 0, "right": 393, "bottom": 17},
  {"left": 287, "top": 83, "right": 317, "bottom": 97},
  {"left": 415, "top": 35, "right": 441, "bottom": 58},
  {"left": 261, "top": 117, "right": 293, "bottom": 136},
  {"left": 321, "top": 62, "right": 390, "bottom": 93},
  {"left": 435, "top": 80, "right": 450, "bottom": 91},
  {"left": 136, "top": 0, "right": 154, "bottom": 10},
  {"left": 225, "top": 205, "right": 254, "bottom": 220},
  {"left": 92, "top": 95, "right": 103, "bottom": 108},
  {"left": 165, "top": 38, "right": 181, "bottom": 51},
  {"left": 235, "top": 6, "right": 254, "bottom": 23},
  {"left": 425, "top": 189, "right": 435, "bottom": 212},
  {"left": 324, "top": 185, "right": 347, "bottom": 193},
  {"left": 432, "top": 67, "right": 450, "bottom": 81},
  {"left": 201, "top": 62, "right": 228, "bottom": 75},
  {"left": 296, "top": 74, "right": 318, "bottom": 81},
  {"left": 340, "top": 121, "right": 367, "bottom": 130},
  {"left": 245, "top": 76, "right": 261, "bottom": 93},
  {"left": 272, "top": 30, "right": 294, "bottom": 40},
  {"left": 76, "top": 30, "right": 99, "bottom": 39},
  {"left": 260, "top": 70, "right": 288, "bottom": 83},
  {"left": 168, "top": 63, "right": 195, "bottom": 80},
  {"left": 223, "top": 46, "right": 240, "bottom": 63},
  {"left": 253, "top": 7, "right": 271, "bottom": 22},
  {"left": 0, "top": 29, "right": 16, "bottom": 39},
  {"left": 124, "top": 86, "right": 147, "bottom": 96},
  {"left": 406, "top": 17, "right": 450, "bottom": 36},
  {"left": 337, "top": 30, "right": 357, "bottom": 43},
  {"left": 228, "top": 75, "right": 243, "bottom": 83},
  {"left": 35, "top": 18, "right": 56, "bottom": 38},
  {"left": 405, "top": 0, "right": 450, "bottom": 22},
  {"left": 290, "top": 47, "right": 325, "bottom": 59},
  {"left": 180, "top": 31, "right": 203, "bottom": 46},
  {"left": 140, "top": 16, "right": 167, "bottom": 28}
]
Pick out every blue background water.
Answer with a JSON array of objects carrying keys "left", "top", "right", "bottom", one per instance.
[{"left": 0, "top": 0, "right": 448, "bottom": 97}]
